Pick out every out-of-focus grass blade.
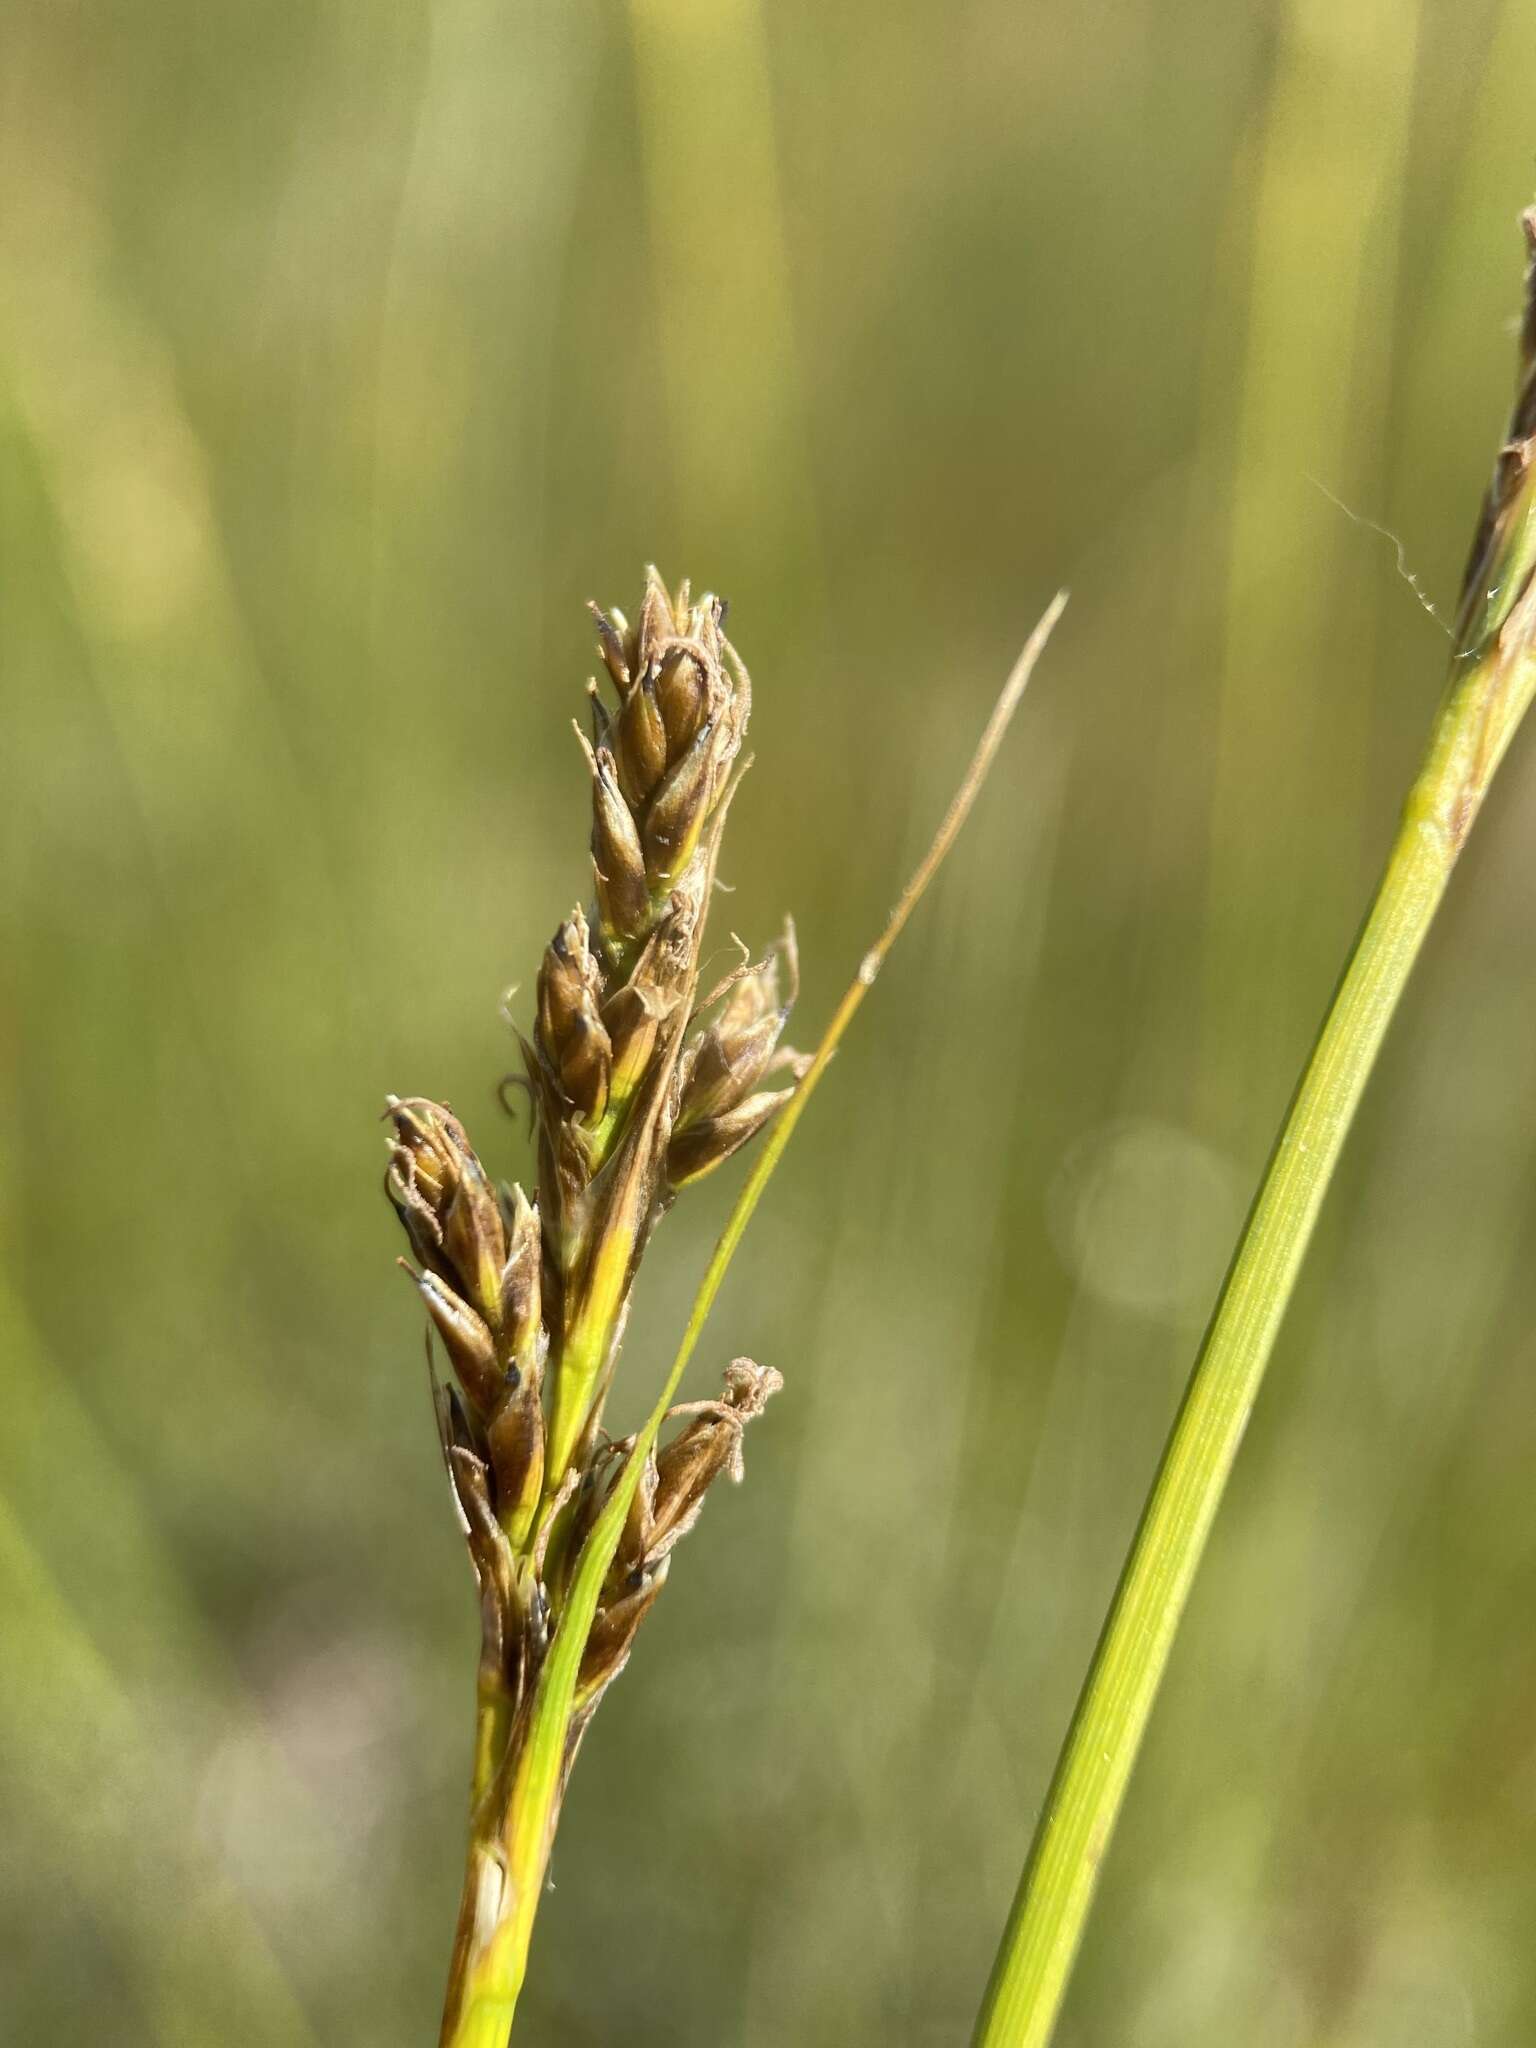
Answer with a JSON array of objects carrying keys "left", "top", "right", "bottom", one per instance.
[{"left": 0, "top": 1490, "right": 322, "bottom": 2048}]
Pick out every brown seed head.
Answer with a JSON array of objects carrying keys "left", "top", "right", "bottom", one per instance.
[
  {"left": 583, "top": 737, "right": 651, "bottom": 942},
  {"left": 641, "top": 720, "right": 720, "bottom": 886},
  {"left": 644, "top": 1359, "right": 783, "bottom": 1563},
  {"left": 654, "top": 646, "right": 707, "bottom": 759},
  {"left": 586, "top": 568, "right": 747, "bottom": 908},
  {"left": 386, "top": 1098, "right": 507, "bottom": 1324},
  {"left": 599, "top": 979, "right": 662, "bottom": 1112},
  {"left": 536, "top": 910, "right": 613, "bottom": 1123},
  {"left": 577, "top": 1359, "right": 781, "bottom": 1714},
  {"left": 574, "top": 1566, "right": 667, "bottom": 1716},
  {"left": 383, "top": 572, "right": 799, "bottom": 1754},
  {"left": 665, "top": 1085, "right": 802, "bottom": 1188},
  {"left": 385, "top": 1097, "right": 517, "bottom": 1416},
  {"left": 675, "top": 922, "right": 801, "bottom": 1129},
  {"left": 487, "top": 1369, "right": 545, "bottom": 1551},
  {"left": 412, "top": 1268, "right": 502, "bottom": 1416},
  {"left": 615, "top": 675, "right": 668, "bottom": 810},
  {"left": 590, "top": 602, "right": 633, "bottom": 695},
  {"left": 666, "top": 923, "right": 807, "bottom": 1185},
  {"left": 500, "top": 1182, "right": 543, "bottom": 1369},
  {"left": 635, "top": 567, "right": 676, "bottom": 665}
]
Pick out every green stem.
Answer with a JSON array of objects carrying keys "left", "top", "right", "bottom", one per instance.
[
  {"left": 972, "top": 223, "right": 1536, "bottom": 2046},
  {"left": 974, "top": 794, "right": 1446, "bottom": 2048}
]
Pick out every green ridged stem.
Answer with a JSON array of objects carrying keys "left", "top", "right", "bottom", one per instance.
[{"left": 973, "top": 230, "right": 1536, "bottom": 2048}]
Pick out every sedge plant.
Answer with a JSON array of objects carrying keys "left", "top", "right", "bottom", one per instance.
[
  {"left": 973, "top": 209, "right": 1536, "bottom": 2048},
  {"left": 381, "top": 570, "right": 1065, "bottom": 2045}
]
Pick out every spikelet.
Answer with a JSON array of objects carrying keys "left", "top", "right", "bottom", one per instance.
[{"left": 380, "top": 574, "right": 805, "bottom": 2037}]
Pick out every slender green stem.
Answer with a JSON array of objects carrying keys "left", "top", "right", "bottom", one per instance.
[
  {"left": 974, "top": 803, "right": 1447, "bottom": 2048},
  {"left": 973, "top": 220, "right": 1536, "bottom": 2048}
]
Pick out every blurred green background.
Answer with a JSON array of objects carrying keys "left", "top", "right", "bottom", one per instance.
[{"left": 5, "top": 2, "right": 1536, "bottom": 2042}]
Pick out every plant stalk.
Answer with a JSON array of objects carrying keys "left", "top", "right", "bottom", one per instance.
[
  {"left": 972, "top": 213, "right": 1536, "bottom": 2048},
  {"left": 438, "top": 595, "right": 1068, "bottom": 2047}
]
